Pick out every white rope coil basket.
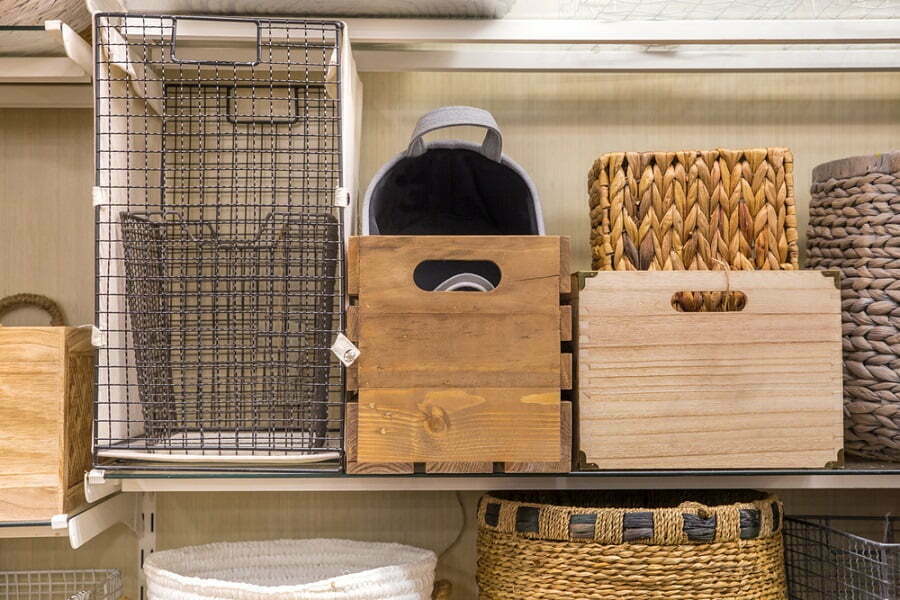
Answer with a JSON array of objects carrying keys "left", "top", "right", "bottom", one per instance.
[{"left": 144, "top": 539, "right": 437, "bottom": 600}]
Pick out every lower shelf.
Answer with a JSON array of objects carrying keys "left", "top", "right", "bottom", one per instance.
[
  {"left": 0, "top": 494, "right": 137, "bottom": 548},
  {"left": 89, "top": 458, "right": 900, "bottom": 492}
]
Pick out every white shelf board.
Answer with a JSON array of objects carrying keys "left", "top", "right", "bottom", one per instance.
[
  {"left": 344, "top": 18, "right": 900, "bottom": 45},
  {"left": 112, "top": 16, "right": 900, "bottom": 72},
  {"left": 353, "top": 48, "right": 900, "bottom": 72},
  {"left": 0, "top": 21, "right": 93, "bottom": 107},
  {"left": 129, "top": 17, "right": 900, "bottom": 45},
  {"left": 108, "top": 471, "right": 900, "bottom": 492}
]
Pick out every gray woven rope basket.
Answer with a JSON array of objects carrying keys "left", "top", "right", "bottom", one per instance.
[{"left": 807, "top": 151, "right": 900, "bottom": 461}]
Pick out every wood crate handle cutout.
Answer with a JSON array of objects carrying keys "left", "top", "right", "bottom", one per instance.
[{"left": 581, "top": 270, "right": 840, "bottom": 316}]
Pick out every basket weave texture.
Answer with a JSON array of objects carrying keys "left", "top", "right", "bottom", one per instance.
[
  {"left": 476, "top": 491, "right": 787, "bottom": 600},
  {"left": 807, "top": 151, "right": 900, "bottom": 461},
  {"left": 144, "top": 539, "right": 438, "bottom": 600},
  {"left": 589, "top": 149, "right": 798, "bottom": 273}
]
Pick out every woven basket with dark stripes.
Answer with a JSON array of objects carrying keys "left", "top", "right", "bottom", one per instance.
[{"left": 476, "top": 490, "right": 786, "bottom": 600}]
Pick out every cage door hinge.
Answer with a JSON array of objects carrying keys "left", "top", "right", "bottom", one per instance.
[
  {"left": 334, "top": 186, "right": 350, "bottom": 208},
  {"left": 331, "top": 333, "right": 359, "bottom": 366},
  {"left": 92, "top": 186, "right": 108, "bottom": 207}
]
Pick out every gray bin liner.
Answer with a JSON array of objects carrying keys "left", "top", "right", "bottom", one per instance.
[{"left": 363, "top": 106, "right": 544, "bottom": 236}]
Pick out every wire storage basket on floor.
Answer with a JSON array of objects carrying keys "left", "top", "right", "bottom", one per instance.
[
  {"left": 0, "top": 570, "right": 122, "bottom": 600},
  {"left": 93, "top": 14, "right": 360, "bottom": 470},
  {"left": 784, "top": 516, "right": 898, "bottom": 600}
]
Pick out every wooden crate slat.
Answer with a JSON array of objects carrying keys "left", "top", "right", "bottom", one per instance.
[{"left": 358, "top": 388, "right": 560, "bottom": 463}]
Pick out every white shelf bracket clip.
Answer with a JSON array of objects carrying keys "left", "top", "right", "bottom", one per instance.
[
  {"left": 92, "top": 186, "right": 108, "bottom": 208},
  {"left": 334, "top": 186, "right": 350, "bottom": 208},
  {"left": 50, "top": 513, "right": 69, "bottom": 530},
  {"left": 85, "top": 468, "right": 122, "bottom": 503},
  {"left": 91, "top": 326, "right": 106, "bottom": 348}
]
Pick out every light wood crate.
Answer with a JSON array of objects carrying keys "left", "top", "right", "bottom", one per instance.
[
  {"left": 346, "top": 235, "right": 572, "bottom": 468},
  {"left": 576, "top": 270, "right": 844, "bottom": 470},
  {"left": 0, "top": 326, "right": 93, "bottom": 521}
]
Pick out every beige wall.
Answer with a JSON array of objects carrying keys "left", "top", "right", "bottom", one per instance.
[
  {"left": 359, "top": 71, "right": 900, "bottom": 269},
  {"left": 1, "top": 69, "right": 899, "bottom": 598}
]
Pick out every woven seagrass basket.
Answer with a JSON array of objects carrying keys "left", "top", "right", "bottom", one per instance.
[
  {"left": 589, "top": 149, "right": 798, "bottom": 311},
  {"left": 807, "top": 151, "right": 900, "bottom": 462},
  {"left": 476, "top": 490, "right": 787, "bottom": 600}
]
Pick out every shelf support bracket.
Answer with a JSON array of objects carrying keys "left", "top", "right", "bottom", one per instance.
[
  {"left": 67, "top": 493, "right": 138, "bottom": 550},
  {"left": 44, "top": 20, "right": 92, "bottom": 78}
]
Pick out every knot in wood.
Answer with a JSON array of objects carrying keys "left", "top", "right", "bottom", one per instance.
[{"left": 422, "top": 404, "right": 449, "bottom": 435}]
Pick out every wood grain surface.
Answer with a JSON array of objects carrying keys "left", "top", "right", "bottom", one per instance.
[
  {"left": 347, "top": 401, "right": 572, "bottom": 474},
  {"left": 351, "top": 235, "right": 565, "bottom": 463},
  {"left": 0, "top": 326, "right": 92, "bottom": 520},
  {"left": 578, "top": 270, "right": 844, "bottom": 469},
  {"left": 351, "top": 235, "right": 566, "bottom": 314},
  {"left": 358, "top": 388, "right": 560, "bottom": 463}
]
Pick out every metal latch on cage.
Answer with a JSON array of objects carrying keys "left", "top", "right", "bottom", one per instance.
[
  {"left": 334, "top": 187, "right": 350, "bottom": 208},
  {"left": 331, "top": 333, "right": 360, "bottom": 367}
]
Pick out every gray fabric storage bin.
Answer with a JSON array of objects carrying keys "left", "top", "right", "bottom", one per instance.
[
  {"left": 363, "top": 106, "right": 544, "bottom": 237},
  {"left": 363, "top": 106, "right": 544, "bottom": 292}
]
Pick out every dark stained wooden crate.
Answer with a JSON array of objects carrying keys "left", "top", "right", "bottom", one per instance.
[{"left": 345, "top": 235, "right": 572, "bottom": 472}]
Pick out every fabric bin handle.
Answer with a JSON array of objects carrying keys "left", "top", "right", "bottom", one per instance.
[{"left": 406, "top": 105, "right": 503, "bottom": 162}]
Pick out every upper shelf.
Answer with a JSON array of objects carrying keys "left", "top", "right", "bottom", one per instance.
[
  {"left": 0, "top": 14, "right": 897, "bottom": 109},
  {"left": 0, "top": 21, "right": 93, "bottom": 108},
  {"left": 0, "top": 22, "right": 91, "bottom": 83}
]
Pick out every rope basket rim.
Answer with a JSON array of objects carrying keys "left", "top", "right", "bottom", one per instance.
[
  {"left": 478, "top": 490, "right": 783, "bottom": 545},
  {"left": 811, "top": 150, "right": 900, "bottom": 183},
  {"left": 144, "top": 538, "right": 437, "bottom": 597}
]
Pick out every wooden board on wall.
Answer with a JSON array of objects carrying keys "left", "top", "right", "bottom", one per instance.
[{"left": 578, "top": 270, "right": 844, "bottom": 469}]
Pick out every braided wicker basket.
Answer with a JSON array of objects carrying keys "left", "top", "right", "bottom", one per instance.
[
  {"left": 589, "top": 149, "right": 798, "bottom": 310},
  {"left": 476, "top": 490, "right": 787, "bottom": 600},
  {"left": 807, "top": 151, "right": 900, "bottom": 462}
]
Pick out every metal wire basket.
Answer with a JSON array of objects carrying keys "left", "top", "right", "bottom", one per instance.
[
  {"left": 784, "top": 516, "right": 899, "bottom": 600},
  {"left": 0, "top": 570, "right": 122, "bottom": 600},
  {"left": 93, "top": 14, "right": 347, "bottom": 469}
]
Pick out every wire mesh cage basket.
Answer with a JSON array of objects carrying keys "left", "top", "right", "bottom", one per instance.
[
  {"left": 94, "top": 14, "right": 360, "bottom": 470},
  {"left": 784, "top": 516, "right": 898, "bottom": 600},
  {"left": 0, "top": 570, "right": 122, "bottom": 600}
]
